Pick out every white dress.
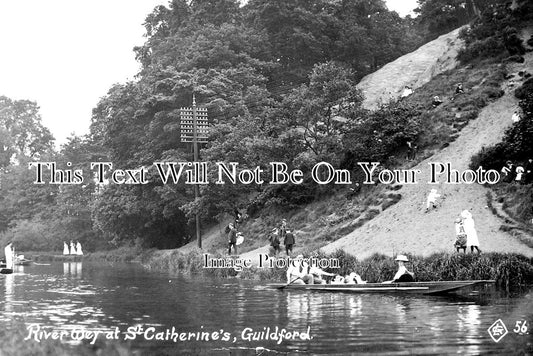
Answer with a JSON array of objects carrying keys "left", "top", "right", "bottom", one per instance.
[
  {"left": 76, "top": 242, "right": 83, "bottom": 256},
  {"left": 63, "top": 242, "right": 70, "bottom": 255},
  {"left": 461, "top": 211, "right": 480, "bottom": 247},
  {"left": 4, "top": 245, "right": 13, "bottom": 269}
]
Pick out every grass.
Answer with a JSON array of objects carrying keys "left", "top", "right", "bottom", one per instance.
[
  {"left": 215, "top": 58, "right": 508, "bottom": 259},
  {"left": 141, "top": 248, "right": 533, "bottom": 293},
  {"left": 400, "top": 59, "right": 506, "bottom": 155}
]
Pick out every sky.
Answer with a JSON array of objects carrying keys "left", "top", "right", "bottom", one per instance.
[{"left": 0, "top": 0, "right": 418, "bottom": 147}]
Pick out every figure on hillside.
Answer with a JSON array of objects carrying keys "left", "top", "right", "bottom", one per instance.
[
  {"left": 63, "top": 242, "right": 70, "bottom": 255},
  {"left": 512, "top": 110, "right": 521, "bottom": 123},
  {"left": 227, "top": 223, "right": 238, "bottom": 255},
  {"left": 425, "top": 189, "right": 441, "bottom": 212},
  {"left": 451, "top": 83, "right": 465, "bottom": 101},
  {"left": 432, "top": 96, "right": 443, "bottom": 107},
  {"left": 461, "top": 210, "right": 481, "bottom": 254},
  {"left": 454, "top": 218, "right": 467, "bottom": 253},
  {"left": 70, "top": 240, "right": 75, "bottom": 255},
  {"left": 347, "top": 183, "right": 361, "bottom": 199},
  {"left": 269, "top": 228, "right": 281, "bottom": 257},
  {"left": 279, "top": 219, "right": 287, "bottom": 241},
  {"left": 233, "top": 207, "right": 243, "bottom": 225},
  {"left": 284, "top": 229, "right": 295, "bottom": 256},
  {"left": 501, "top": 161, "right": 515, "bottom": 182},
  {"left": 401, "top": 85, "right": 413, "bottom": 99},
  {"left": 406, "top": 141, "right": 413, "bottom": 160},
  {"left": 455, "top": 83, "right": 464, "bottom": 95},
  {"left": 525, "top": 158, "right": 533, "bottom": 184},
  {"left": 412, "top": 145, "right": 419, "bottom": 160},
  {"left": 515, "top": 166, "right": 525, "bottom": 183}
]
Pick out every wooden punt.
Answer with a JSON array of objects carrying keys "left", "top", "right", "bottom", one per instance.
[{"left": 269, "top": 280, "right": 496, "bottom": 295}]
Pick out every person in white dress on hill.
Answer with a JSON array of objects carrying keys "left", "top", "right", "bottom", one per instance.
[
  {"left": 461, "top": 210, "right": 481, "bottom": 254},
  {"left": 63, "top": 242, "right": 70, "bottom": 255},
  {"left": 426, "top": 189, "right": 441, "bottom": 212}
]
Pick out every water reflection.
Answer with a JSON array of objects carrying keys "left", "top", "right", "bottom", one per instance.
[
  {"left": 4, "top": 274, "right": 14, "bottom": 314},
  {"left": 0, "top": 263, "right": 530, "bottom": 354},
  {"left": 456, "top": 304, "right": 482, "bottom": 354},
  {"left": 63, "top": 262, "right": 82, "bottom": 277}
]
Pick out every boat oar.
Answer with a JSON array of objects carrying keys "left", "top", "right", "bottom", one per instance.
[{"left": 278, "top": 277, "right": 302, "bottom": 289}]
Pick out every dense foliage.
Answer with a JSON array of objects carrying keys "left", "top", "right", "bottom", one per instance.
[{"left": 1, "top": 0, "right": 528, "bottom": 251}]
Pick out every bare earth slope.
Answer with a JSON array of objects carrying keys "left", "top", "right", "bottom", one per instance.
[
  {"left": 357, "top": 27, "right": 464, "bottom": 110},
  {"left": 322, "top": 43, "right": 533, "bottom": 259}
]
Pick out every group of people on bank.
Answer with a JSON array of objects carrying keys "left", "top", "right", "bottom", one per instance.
[
  {"left": 501, "top": 159, "right": 533, "bottom": 184},
  {"left": 286, "top": 254, "right": 414, "bottom": 285},
  {"left": 268, "top": 219, "right": 296, "bottom": 257},
  {"left": 63, "top": 241, "right": 83, "bottom": 256}
]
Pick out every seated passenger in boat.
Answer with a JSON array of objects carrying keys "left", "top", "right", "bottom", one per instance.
[
  {"left": 308, "top": 264, "right": 336, "bottom": 284},
  {"left": 345, "top": 272, "right": 367, "bottom": 284},
  {"left": 330, "top": 275, "right": 345, "bottom": 284},
  {"left": 382, "top": 255, "right": 415, "bottom": 283},
  {"left": 286, "top": 255, "right": 314, "bottom": 285}
]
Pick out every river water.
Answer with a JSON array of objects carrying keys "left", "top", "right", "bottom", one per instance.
[{"left": 0, "top": 262, "right": 531, "bottom": 355}]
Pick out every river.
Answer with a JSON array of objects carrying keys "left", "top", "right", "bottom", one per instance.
[{"left": 0, "top": 262, "right": 531, "bottom": 355}]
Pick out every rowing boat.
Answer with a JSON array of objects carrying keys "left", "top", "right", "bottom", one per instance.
[{"left": 269, "top": 280, "right": 495, "bottom": 295}]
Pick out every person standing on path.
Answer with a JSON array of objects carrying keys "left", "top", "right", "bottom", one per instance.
[
  {"left": 284, "top": 229, "right": 295, "bottom": 256},
  {"left": 227, "top": 223, "right": 238, "bottom": 255},
  {"left": 461, "top": 210, "right": 481, "bottom": 254}
]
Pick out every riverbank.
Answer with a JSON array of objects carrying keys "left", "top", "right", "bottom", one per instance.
[
  {"left": 22, "top": 246, "right": 533, "bottom": 292},
  {"left": 139, "top": 248, "right": 533, "bottom": 293}
]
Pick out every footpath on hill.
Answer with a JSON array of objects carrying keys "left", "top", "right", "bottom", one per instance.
[
  {"left": 237, "top": 27, "right": 533, "bottom": 263},
  {"left": 321, "top": 42, "right": 533, "bottom": 259},
  {"left": 357, "top": 27, "right": 464, "bottom": 110}
]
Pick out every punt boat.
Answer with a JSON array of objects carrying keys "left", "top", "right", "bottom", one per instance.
[{"left": 269, "top": 280, "right": 496, "bottom": 295}]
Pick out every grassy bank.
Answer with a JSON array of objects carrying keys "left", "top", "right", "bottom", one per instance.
[{"left": 141, "top": 248, "right": 533, "bottom": 293}]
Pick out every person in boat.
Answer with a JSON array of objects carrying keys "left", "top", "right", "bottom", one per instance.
[
  {"left": 330, "top": 275, "right": 345, "bottom": 284},
  {"left": 286, "top": 254, "right": 313, "bottom": 285},
  {"left": 454, "top": 218, "right": 467, "bottom": 253},
  {"left": 63, "top": 241, "right": 70, "bottom": 255},
  {"left": 227, "top": 223, "right": 238, "bottom": 255},
  {"left": 308, "top": 262, "right": 336, "bottom": 284},
  {"left": 76, "top": 241, "right": 83, "bottom": 256},
  {"left": 4, "top": 241, "right": 14, "bottom": 269},
  {"left": 345, "top": 272, "right": 367, "bottom": 284},
  {"left": 382, "top": 255, "right": 415, "bottom": 283}
]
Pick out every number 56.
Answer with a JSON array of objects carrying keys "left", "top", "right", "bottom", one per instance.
[{"left": 513, "top": 321, "right": 528, "bottom": 334}]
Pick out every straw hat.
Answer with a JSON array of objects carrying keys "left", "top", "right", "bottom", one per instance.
[{"left": 395, "top": 254, "right": 409, "bottom": 262}]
